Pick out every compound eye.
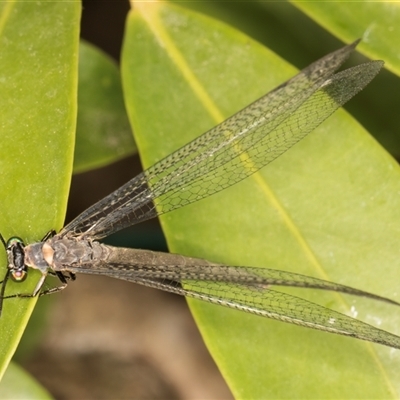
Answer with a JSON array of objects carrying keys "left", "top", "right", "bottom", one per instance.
[
  {"left": 11, "top": 269, "right": 27, "bottom": 282},
  {"left": 7, "top": 237, "right": 24, "bottom": 249}
]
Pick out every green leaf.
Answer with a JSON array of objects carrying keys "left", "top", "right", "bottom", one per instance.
[
  {"left": 282, "top": 2, "right": 400, "bottom": 157},
  {"left": 172, "top": 2, "right": 400, "bottom": 169},
  {"left": 291, "top": 1, "right": 400, "bottom": 77},
  {"left": 122, "top": 2, "right": 400, "bottom": 398},
  {"left": 0, "top": 362, "right": 52, "bottom": 399},
  {"left": 75, "top": 41, "right": 135, "bottom": 173},
  {"left": 0, "top": 1, "right": 80, "bottom": 380}
]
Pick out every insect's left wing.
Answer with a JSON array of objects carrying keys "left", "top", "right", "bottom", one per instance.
[{"left": 64, "top": 254, "right": 400, "bottom": 349}]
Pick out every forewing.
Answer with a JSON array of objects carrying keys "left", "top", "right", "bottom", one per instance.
[
  {"left": 60, "top": 41, "right": 381, "bottom": 240},
  {"left": 64, "top": 260, "right": 400, "bottom": 349}
]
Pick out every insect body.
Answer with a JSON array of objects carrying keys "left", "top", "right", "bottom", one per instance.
[{"left": 2, "top": 40, "right": 399, "bottom": 349}]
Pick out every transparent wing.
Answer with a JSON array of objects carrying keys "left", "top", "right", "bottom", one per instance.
[
  {"left": 65, "top": 260, "right": 400, "bottom": 349},
  {"left": 61, "top": 41, "right": 383, "bottom": 240}
]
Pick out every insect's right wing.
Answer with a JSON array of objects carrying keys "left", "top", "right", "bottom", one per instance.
[{"left": 61, "top": 41, "right": 382, "bottom": 240}]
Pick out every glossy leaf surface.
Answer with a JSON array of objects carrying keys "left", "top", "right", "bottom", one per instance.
[
  {"left": 0, "top": 0, "right": 80, "bottom": 380},
  {"left": 122, "top": 2, "right": 400, "bottom": 398},
  {"left": 75, "top": 41, "right": 135, "bottom": 173}
]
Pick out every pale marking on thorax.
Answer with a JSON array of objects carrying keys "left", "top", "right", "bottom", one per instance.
[{"left": 42, "top": 242, "right": 54, "bottom": 266}]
